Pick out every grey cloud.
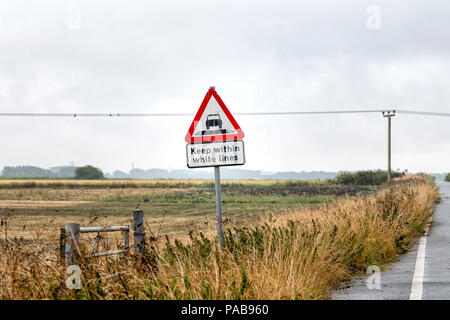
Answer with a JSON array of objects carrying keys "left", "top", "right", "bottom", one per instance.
[{"left": 0, "top": 0, "right": 449, "bottom": 173}]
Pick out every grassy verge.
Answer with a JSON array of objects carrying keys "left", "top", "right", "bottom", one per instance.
[{"left": 0, "top": 175, "right": 439, "bottom": 299}]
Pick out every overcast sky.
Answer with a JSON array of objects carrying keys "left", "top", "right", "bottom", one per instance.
[{"left": 0, "top": 0, "right": 449, "bottom": 174}]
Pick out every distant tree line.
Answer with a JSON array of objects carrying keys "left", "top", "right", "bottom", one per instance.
[
  {"left": 1, "top": 165, "right": 447, "bottom": 182},
  {"left": 333, "top": 170, "right": 402, "bottom": 185},
  {"left": 105, "top": 168, "right": 342, "bottom": 180},
  {"left": 1, "top": 165, "right": 103, "bottom": 179},
  {"left": 2, "top": 166, "right": 58, "bottom": 177}
]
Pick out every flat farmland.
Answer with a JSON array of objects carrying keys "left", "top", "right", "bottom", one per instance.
[
  {"left": 0, "top": 179, "right": 377, "bottom": 242},
  {"left": 0, "top": 176, "right": 438, "bottom": 300}
]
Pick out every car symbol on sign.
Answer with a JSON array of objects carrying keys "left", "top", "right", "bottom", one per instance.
[{"left": 201, "top": 114, "right": 227, "bottom": 135}]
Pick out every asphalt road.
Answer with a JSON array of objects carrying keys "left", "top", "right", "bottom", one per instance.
[{"left": 333, "top": 181, "right": 450, "bottom": 300}]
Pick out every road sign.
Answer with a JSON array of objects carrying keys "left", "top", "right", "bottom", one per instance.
[
  {"left": 185, "top": 87, "right": 244, "bottom": 143},
  {"left": 185, "top": 87, "right": 246, "bottom": 248},
  {"left": 186, "top": 140, "right": 245, "bottom": 168}
]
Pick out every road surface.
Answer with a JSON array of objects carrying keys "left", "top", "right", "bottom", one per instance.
[{"left": 333, "top": 181, "right": 450, "bottom": 300}]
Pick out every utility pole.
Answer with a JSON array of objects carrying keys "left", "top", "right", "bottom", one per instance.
[{"left": 382, "top": 110, "right": 395, "bottom": 180}]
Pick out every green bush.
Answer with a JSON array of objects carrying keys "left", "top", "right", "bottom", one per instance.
[
  {"left": 74, "top": 165, "right": 104, "bottom": 180},
  {"left": 445, "top": 173, "right": 450, "bottom": 182},
  {"left": 333, "top": 170, "right": 401, "bottom": 186}
]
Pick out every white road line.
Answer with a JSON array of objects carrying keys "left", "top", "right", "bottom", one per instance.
[{"left": 409, "top": 225, "right": 429, "bottom": 300}]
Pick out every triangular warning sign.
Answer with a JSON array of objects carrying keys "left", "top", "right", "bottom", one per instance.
[{"left": 185, "top": 87, "right": 245, "bottom": 143}]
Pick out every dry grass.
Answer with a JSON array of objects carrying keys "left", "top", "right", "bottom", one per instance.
[
  {"left": 0, "top": 200, "right": 91, "bottom": 208},
  {"left": 0, "top": 179, "right": 203, "bottom": 186},
  {"left": 0, "top": 179, "right": 326, "bottom": 190},
  {"left": 0, "top": 179, "right": 323, "bottom": 186},
  {"left": 0, "top": 187, "right": 186, "bottom": 201},
  {"left": 0, "top": 175, "right": 439, "bottom": 300}
]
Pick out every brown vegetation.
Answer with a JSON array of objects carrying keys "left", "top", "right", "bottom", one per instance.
[{"left": 0, "top": 176, "right": 439, "bottom": 299}]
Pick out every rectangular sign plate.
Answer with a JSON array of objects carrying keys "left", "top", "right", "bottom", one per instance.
[{"left": 186, "top": 140, "right": 245, "bottom": 168}]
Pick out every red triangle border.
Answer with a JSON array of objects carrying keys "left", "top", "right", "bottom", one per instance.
[{"left": 185, "top": 87, "right": 245, "bottom": 143}]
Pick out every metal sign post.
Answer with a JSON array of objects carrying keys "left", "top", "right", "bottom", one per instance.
[
  {"left": 382, "top": 110, "right": 395, "bottom": 180},
  {"left": 214, "top": 166, "right": 224, "bottom": 247},
  {"left": 185, "top": 87, "right": 245, "bottom": 248}
]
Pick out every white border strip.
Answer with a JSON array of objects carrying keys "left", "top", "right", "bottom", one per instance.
[{"left": 409, "top": 225, "right": 430, "bottom": 300}]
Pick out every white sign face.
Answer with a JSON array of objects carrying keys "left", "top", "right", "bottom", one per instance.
[
  {"left": 186, "top": 140, "right": 245, "bottom": 168},
  {"left": 191, "top": 95, "right": 238, "bottom": 139}
]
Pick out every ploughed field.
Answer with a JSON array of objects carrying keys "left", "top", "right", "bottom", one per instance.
[{"left": 0, "top": 179, "right": 377, "bottom": 241}]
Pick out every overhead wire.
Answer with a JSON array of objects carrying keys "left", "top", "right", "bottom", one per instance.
[{"left": 0, "top": 109, "right": 449, "bottom": 117}]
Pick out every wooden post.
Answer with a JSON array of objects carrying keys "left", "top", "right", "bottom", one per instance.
[
  {"left": 123, "top": 226, "right": 130, "bottom": 262},
  {"left": 133, "top": 210, "right": 145, "bottom": 254},
  {"left": 59, "top": 228, "right": 66, "bottom": 262},
  {"left": 65, "top": 223, "right": 80, "bottom": 267}
]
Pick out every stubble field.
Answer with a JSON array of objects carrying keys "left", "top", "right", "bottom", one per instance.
[{"left": 0, "top": 179, "right": 375, "bottom": 242}]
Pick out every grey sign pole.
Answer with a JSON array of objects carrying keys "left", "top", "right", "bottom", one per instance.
[
  {"left": 214, "top": 166, "right": 224, "bottom": 248},
  {"left": 382, "top": 110, "right": 395, "bottom": 180}
]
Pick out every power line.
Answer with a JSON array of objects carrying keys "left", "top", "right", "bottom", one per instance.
[
  {"left": 396, "top": 110, "right": 450, "bottom": 117},
  {"left": 0, "top": 110, "right": 395, "bottom": 117},
  {"left": 0, "top": 110, "right": 396, "bottom": 117},
  {"left": 0, "top": 109, "right": 449, "bottom": 117},
  {"left": 235, "top": 110, "right": 387, "bottom": 115},
  {"left": 0, "top": 113, "right": 193, "bottom": 117}
]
